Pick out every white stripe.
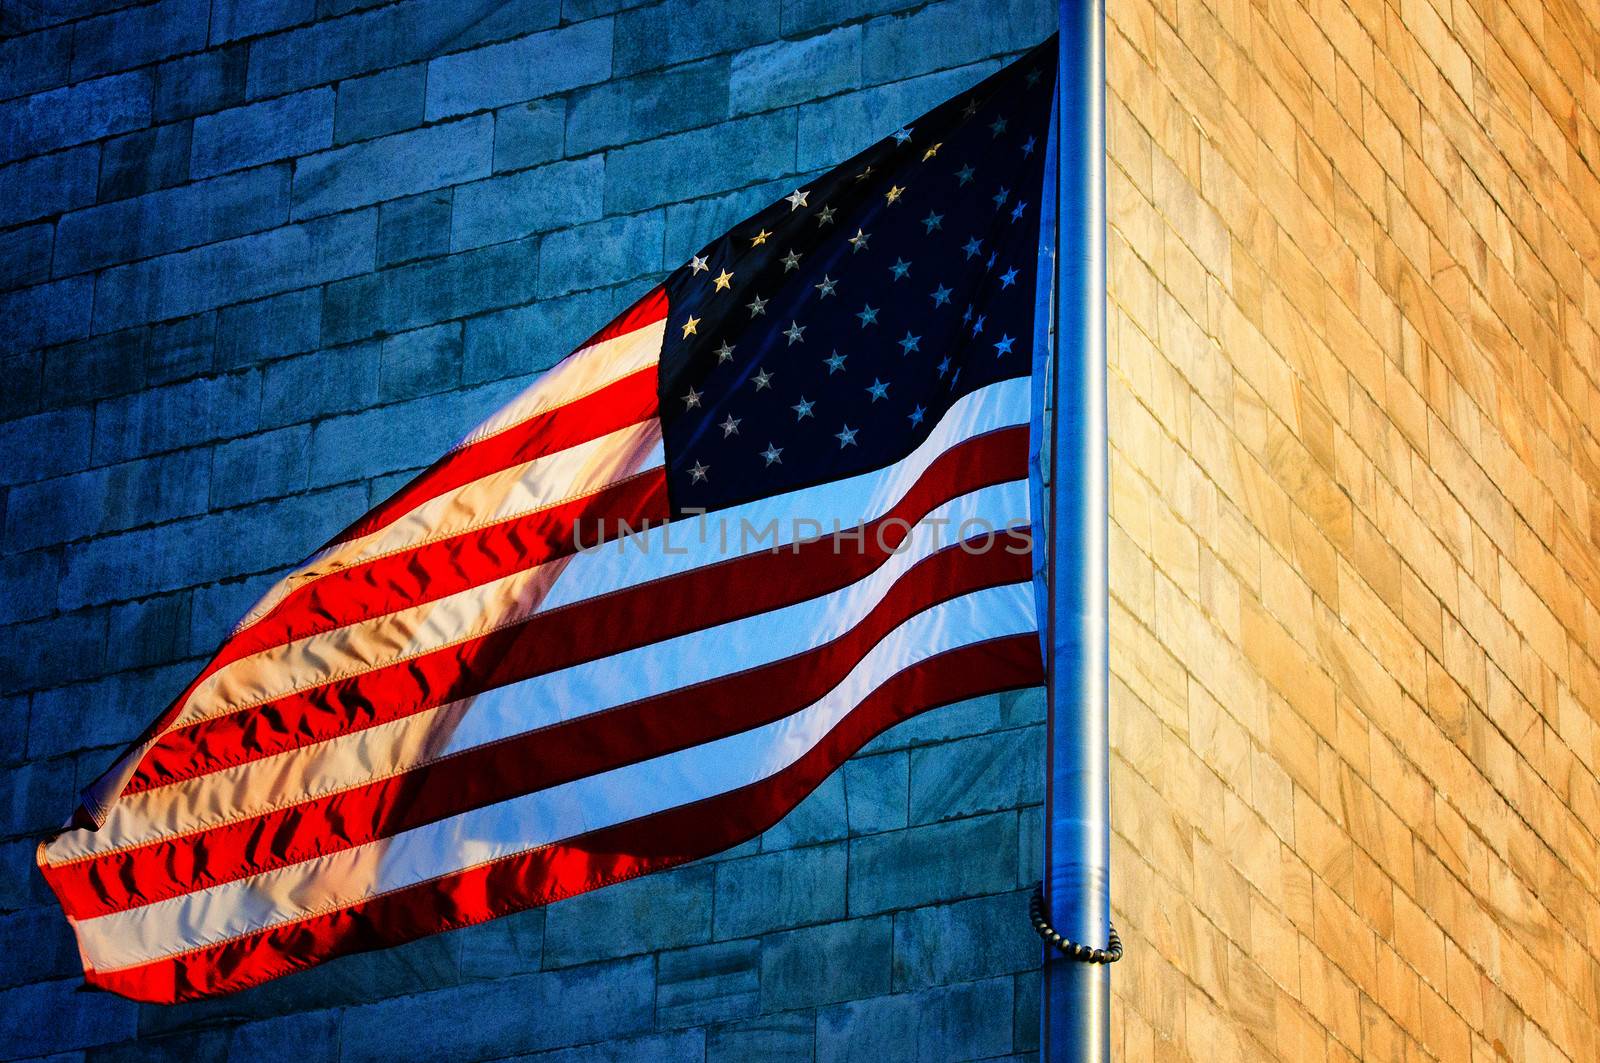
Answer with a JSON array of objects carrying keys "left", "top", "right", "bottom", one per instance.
[
  {"left": 231, "top": 319, "right": 665, "bottom": 636},
  {"left": 50, "top": 478, "right": 1030, "bottom": 861},
  {"left": 73, "top": 582, "right": 1036, "bottom": 972}
]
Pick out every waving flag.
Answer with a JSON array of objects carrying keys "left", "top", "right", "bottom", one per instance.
[{"left": 39, "top": 39, "right": 1058, "bottom": 1003}]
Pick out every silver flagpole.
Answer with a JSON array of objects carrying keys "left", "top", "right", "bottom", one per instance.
[{"left": 1043, "top": 0, "right": 1110, "bottom": 1059}]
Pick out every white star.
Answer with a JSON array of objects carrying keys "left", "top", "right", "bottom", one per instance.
[
  {"left": 963, "top": 237, "right": 983, "bottom": 259},
  {"left": 892, "top": 126, "right": 913, "bottom": 144},
  {"left": 824, "top": 351, "right": 847, "bottom": 374},
  {"left": 747, "top": 294, "right": 768, "bottom": 316},
  {"left": 856, "top": 304, "right": 879, "bottom": 326},
  {"left": 999, "top": 266, "right": 1019, "bottom": 288},
  {"left": 921, "top": 210, "right": 943, "bottom": 233},
  {"left": 784, "top": 321, "right": 806, "bottom": 345},
  {"left": 750, "top": 228, "right": 771, "bottom": 247},
  {"left": 986, "top": 250, "right": 998, "bottom": 270},
  {"left": 885, "top": 184, "right": 905, "bottom": 205},
  {"left": 689, "top": 460, "right": 709, "bottom": 483},
  {"left": 956, "top": 164, "right": 975, "bottom": 185},
  {"left": 936, "top": 356, "right": 952, "bottom": 376},
  {"left": 720, "top": 414, "right": 741, "bottom": 437},
  {"left": 930, "top": 284, "right": 952, "bottom": 307},
  {"left": 792, "top": 396, "right": 815, "bottom": 420},
  {"left": 680, "top": 315, "right": 700, "bottom": 338},
  {"left": 682, "top": 386, "right": 702, "bottom": 409},
  {"left": 1010, "top": 200, "right": 1027, "bottom": 222},
  {"left": 761, "top": 442, "right": 784, "bottom": 466},
  {"left": 898, "top": 332, "right": 921, "bottom": 354},
  {"left": 786, "top": 188, "right": 809, "bottom": 210},
  {"left": 993, "top": 186, "right": 1010, "bottom": 207},
  {"left": 962, "top": 99, "right": 979, "bottom": 119},
  {"left": 835, "top": 425, "right": 859, "bottom": 447},
  {"left": 889, "top": 258, "right": 911, "bottom": 280},
  {"left": 865, "top": 378, "right": 889, "bottom": 402},
  {"left": 962, "top": 304, "right": 973, "bottom": 324},
  {"left": 908, "top": 404, "right": 926, "bottom": 426},
  {"left": 781, "top": 249, "right": 802, "bottom": 271},
  {"left": 971, "top": 313, "right": 986, "bottom": 335},
  {"left": 815, "top": 274, "right": 838, "bottom": 299},
  {"left": 689, "top": 254, "right": 709, "bottom": 273},
  {"left": 713, "top": 269, "right": 734, "bottom": 291},
  {"left": 753, "top": 368, "right": 774, "bottom": 390},
  {"left": 922, "top": 142, "right": 941, "bottom": 161},
  {"left": 855, "top": 166, "right": 874, "bottom": 182},
  {"left": 848, "top": 228, "right": 871, "bottom": 253},
  {"left": 989, "top": 116, "right": 1008, "bottom": 137},
  {"left": 715, "top": 341, "right": 736, "bottom": 362},
  {"left": 994, "top": 334, "right": 1015, "bottom": 355},
  {"left": 816, "top": 205, "right": 837, "bottom": 226},
  {"left": 1021, "top": 135, "right": 1037, "bottom": 157}
]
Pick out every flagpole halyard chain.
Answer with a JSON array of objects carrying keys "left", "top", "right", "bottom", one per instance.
[{"left": 1030, "top": 884, "right": 1122, "bottom": 964}]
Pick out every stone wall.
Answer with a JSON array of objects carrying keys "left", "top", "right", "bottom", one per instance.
[{"left": 0, "top": 1, "right": 1054, "bottom": 1060}]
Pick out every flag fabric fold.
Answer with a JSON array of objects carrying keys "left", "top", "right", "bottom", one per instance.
[{"left": 39, "top": 37, "right": 1059, "bottom": 1002}]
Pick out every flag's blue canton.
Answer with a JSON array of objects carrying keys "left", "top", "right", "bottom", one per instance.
[{"left": 658, "top": 39, "right": 1056, "bottom": 516}]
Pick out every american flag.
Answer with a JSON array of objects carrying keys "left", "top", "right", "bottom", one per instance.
[{"left": 38, "top": 39, "right": 1057, "bottom": 1003}]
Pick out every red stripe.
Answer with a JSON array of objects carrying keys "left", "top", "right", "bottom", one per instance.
[
  {"left": 47, "top": 541, "right": 1029, "bottom": 919},
  {"left": 84, "top": 633, "right": 1043, "bottom": 1003},
  {"left": 125, "top": 427, "right": 1029, "bottom": 794}
]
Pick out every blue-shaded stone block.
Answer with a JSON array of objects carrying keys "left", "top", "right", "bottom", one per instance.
[
  {"left": 338, "top": 957, "right": 654, "bottom": 1063},
  {"left": 516, "top": 1031, "right": 706, "bottom": 1063},
  {"left": 71, "top": 0, "right": 210, "bottom": 80},
  {"left": 0, "top": 753, "right": 74, "bottom": 835},
  {"left": 379, "top": 322, "right": 461, "bottom": 401},
  {"left": 860, "top": 0, "right": 1052, "bottom": 85},
  {"left": 224, "top": 1010, "right": 342, "bottom": 1063},
  {"left": 211, "top": 0, "right": 318, "bottom": 44},
  {"left": 780, "top": 0, "right": 921, "bottom": 34},
  {"left": 612, "top": 0, "right": 777, "bottom": 75},
  {"left": 451, "top": 156, "right": 604, "bottom": 251},
  {"left": 91, "top": 372, "right": 260, "bottom": 465},
  {"left": 847, "top": 813, "right": 1019, "bottom": 915},
  {"left": 543, "top": 864, "right": 715, "bottom": 968},
  {"left": 154, "top": 44, "right": 249, "bottom": 121},
  {"left": 260, "top": 341, "right": 381, "bottom": 426},
  {"left": 94, "top": 209, "right": 376, "bottom": 331},
  {"left": 0, "top": 277, "right": 93, "bottom": 356},
  {"left": 815, "top": 977, "right": 1014, "bottom": 1063},
  {"left": 103, "top": 591, "right": 195, "bottom": 673},
  {"left": 656, "top": 938, "right": 760, "bottom": 1027},
  {"left": 706, "top": 1012, "right": 816, "bottom": 1062},
  {"left": 565, "top": 58, "right": 729, "bottom": 156},
  {"left": 297, "top": 114, "right": 491, "bottom": 218},
  {"left": 320, "top": 236, "right": 537, "bottom": 345},
  {"left": 424, "top": 19, "right": 612, "bottom": 121},
  {"left": 0, "top": 550, "right": 56, "bottom": 624},
  {"left": 0, "top": 406, "right": 92, "bottom": 488},
  {"left": 59, "top": 165, "right": 291, "bottom": 276},
  {"left": 0, "top": 26, "right": 71, "bottom": 102},
  {"left": 0, "top": 977, "right": 139, "bottom": 1058},
  {"left": 891, "top": 891, "right": 1037, "bottom": 989},
  {"left": 97, "top": 122, "right": 194, "bottom": 202},
  {"left": 0, "top": 222, "right": 53, "bottom": 292},
  {"left": 493, "top": 98, "right": 564, "bottom": 172},
  {"left": 0, "top": 71, "right": 152, "bottom": 164},
  {"left": 843, "top": 752, "right": 908, "bottom": 835},
  {"left": 714, "top": 843, "right": 846, "bottom": 939},
  {"left": 217, "top": 289, "right": 323, "bottom": 370},
  {"left": 0, "top": 146, "right": 100, "bottom": 228},
  {"left": 760, "top": 916, "right": 891, "bottom": 1011},
  {"left": 0, "top": 906, "right": 79, "bottom": 989},
  {"left": 762, "top": 770, "right": 847, "bottom": 850},
  {"left": 376, "top": 191, "right": 453, "bottom": 268},
  {"left": 1, "top": 611, "right": 106, "bottom": 697},
  {"left": 535, "top": 210, "right": 662, "bottom": 297},
  {"left": 333, "top": 63, "right": 425, "bottom": 146},
  {"left": 605, "top": 111, "right": 797, "bottom": 214},
  {"left": 730, "top": 25, "right": 861, "bottom": 115},
  {"left": 795, "top": 63, "right": 997, "bottom": 172},
  {"left": 191, "top": 88, "right": 334, "bottom": 178},
  {"left": 662, "top": 177, "right": 796, "bottom": 264},
  {"left": 212, "top": 425, "right": 313, "bottom": 508},
  {"left": 456, "top": 909, "right": 544, "bottom": 981},
  {"left": 907, "top": 726, "right": 1043, "bottom": 825}
]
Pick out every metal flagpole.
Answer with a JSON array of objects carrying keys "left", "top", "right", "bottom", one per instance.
[{"left": 1043, "top": 0, "right": 1110, "bottom": 1059}]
